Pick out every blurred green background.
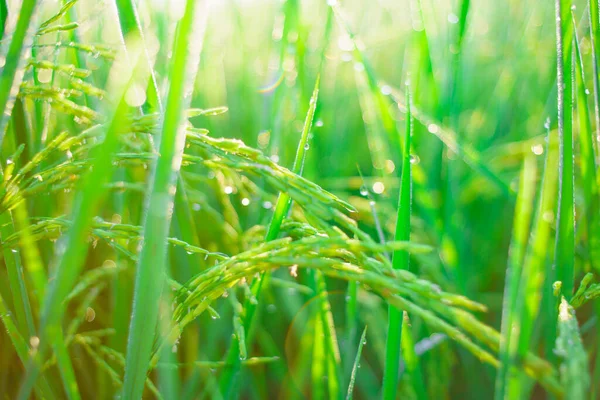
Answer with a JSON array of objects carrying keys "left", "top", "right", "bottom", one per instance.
[{"left": 1, "top": 0, "right": 597, "bottom": 398}]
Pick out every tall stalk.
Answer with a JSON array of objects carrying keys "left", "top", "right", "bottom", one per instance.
[
  {"left": 122, "top": 0, "right": 206, "bottom": 398},
  {"left": 17, "top": 39, "right": 147, "bottom": 400},
  {"left": 382, "top": 85, "right": 413, "bottom": 399},
  {"left": 0, "top": 0, "right": 40, "bottom": 145}
]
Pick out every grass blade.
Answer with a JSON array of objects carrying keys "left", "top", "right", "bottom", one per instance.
[
  {"left": 589, "top": 0, "right": 600, "bottom": 158},
  {"left": 115, "top": 0, "right": 163, "bottom": 113},
  {"left": 511, "top": 131, "right": 559, "bottom": 397},
  {"left": 17, "top": 37, "right": 147, "bottom": 400},
  {"left": 0, "top": 292, "right": 54, "bottom": 399},
  {"left": 346, "top": 326, "right": 368, "bottom": 400},
  {"left": 555, "top": 0, "right": 575, "bottom": 298},
  {"left": 382, "top": 84, "right": 413, "bottom": 399},
  {"left": 122, "top": 0, "right": 206, "bottom": 397},
  {"left": 400, "top": 312, "right": 427, "bottom": 400},
  {"left": 494, "top": 156, "right": 537, "bottom": 400},
  {"left": 219, "top": 76, "right": 320, "bottom": 398},
  {"left": 0, "top": 0, "right": 40, "bottom": 145},
  {"left": 556, "top": 298, "right": 589, "bottom": 399},
  {"left": 574, "top": 10, "right": 600, "bottom": 275}
]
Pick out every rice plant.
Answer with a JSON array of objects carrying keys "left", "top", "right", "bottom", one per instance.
[{"left": 0, "top": 0, "right": 599, "bottom": 399}]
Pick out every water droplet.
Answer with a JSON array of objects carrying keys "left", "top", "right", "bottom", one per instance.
[
  {"left": 385, "top": 159, "right": 395, "bottom": 173},
  {"left": 531, "top": 144, "right": 544, "bottom": 155},
  {"left": 29, "top": 336, "right": 40, "bottom": 348},
  {"left": 37, "top": 69, "right": 52, "bottom": 84},
  {"left": 410, "top": 154, "right": 420, "bottom": 165},
  {"left": 224, "top": 186, "right": 233, "bottom": 194},
  {"left": 241, "top": 197, "right": 250, "bottom": 206},
  {"left": 544, "top": 117, "right": 551, "bottom": 130},
  {"left": 262, "top": 201, "right": 273, "bottom": 209},
  {"left": 372, "top": 181, "right": 385, "bottom": 194},
  {"left": 6, "top": 159, "right": 13, "bottom": 165},
  {"left": 304, "top": 143, "right": 310, "bottom": 150},
  {"left": 360, "top": 186, "right": 368, "bottom": 196},
  {"left": 427, "top": 124, "right": 439, "bottom": 134},
  {"left": 448, "top": 13, "right": 459, "bottom": 24},
  {"left": 85, "top": 307, "right": 96, "bottom": 322},
  {"left": 192, "top": 203, "right": 201, "bottom": 211},
  {"left": 270, "top": 154, "right": 280, "bottom": 163},
  {"left": 315, "top": 120, "right": 324, "bottom": 127},
  {"left": 186, "top": 251, "right": 193, "bottom": 255},
  {"left": 341, "top": 52, "right": 352, "bottom": 62},
  {"left": 380, "top": 85, "right": 392, "bottom": 95}
]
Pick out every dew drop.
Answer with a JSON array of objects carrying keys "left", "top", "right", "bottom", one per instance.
[
  {"left": 37, "top": 68, "right": 52, "bottom": 84},
  {"left": 372, "top": 181, "right": 385, "bottom": 194},
  {"left": 531, "top": 144, "right": 544, "bottom": 155},
  {"left": 544, "top": 117, "right": 551, "bottom": 130},
  {"left": 29, "top": 336, "right": 40, "bottom": 348},
  {"left": 427, "top": 124, "right": 439, "bottom": 134}
]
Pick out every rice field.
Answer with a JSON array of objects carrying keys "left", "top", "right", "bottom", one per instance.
[{"left": 0, "top": 0, "right": 598, "bottom": 399}]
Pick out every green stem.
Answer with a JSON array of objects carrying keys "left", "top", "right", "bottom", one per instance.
[
  {"left": 382, "top": 85, "right": 412, "bottom": 399},
  {"left": 122, "top": 0, "right": 205, "bottom": 397}
]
